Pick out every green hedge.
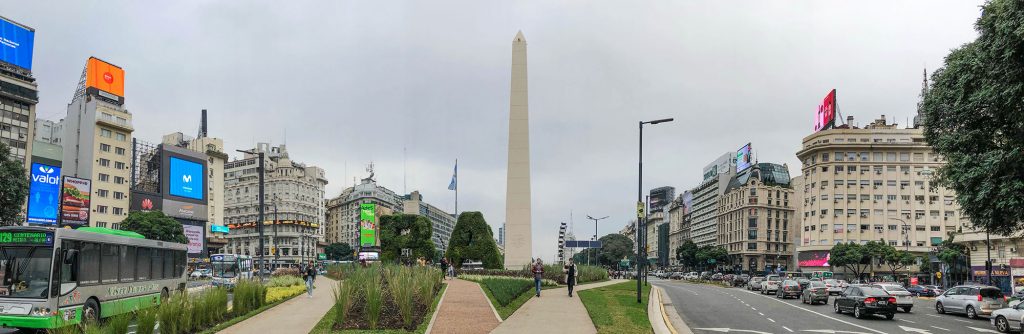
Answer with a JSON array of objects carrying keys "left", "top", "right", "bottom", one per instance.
[{"left": 481, "top": 277, "right": 534, "bottom": 307}]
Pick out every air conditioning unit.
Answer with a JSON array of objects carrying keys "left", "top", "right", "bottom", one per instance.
[
  {"left": 904, "top": 171, "right": 909, "bottom": 175},
  {"left": 944, "top": 217, "right": 948, "bottom": 220},
  {"left": 876, "top": 171, "right": 882, "bottom": 174},
  {"left": 1012, "top": 248, "right": 1018, "bottom": 253}
]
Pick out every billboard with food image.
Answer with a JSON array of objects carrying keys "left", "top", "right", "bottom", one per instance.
[{"left": 60, "top": 177, "right": 91, "bottom": 228}]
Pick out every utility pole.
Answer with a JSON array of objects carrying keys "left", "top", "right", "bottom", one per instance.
[{"left": 636, "top": 118, "right": 673, "bottom": 304}]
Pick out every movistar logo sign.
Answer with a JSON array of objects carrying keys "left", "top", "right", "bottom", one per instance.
[{"left": 183, "top": 174, "right": 192, "bottom": 183}]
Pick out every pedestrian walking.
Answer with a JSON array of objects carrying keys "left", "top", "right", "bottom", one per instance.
[
  {"left": 303, "top": 260, "right": 317, "bottom": 298},
  {"left": 532, "top": 258, "right": 545, "bottom": 297},
  {"left": 440, "top": 258, "right": 449, "bottom": 280},
  {"left": 565, "top": 259, "right": 579, "bottom": 297},
  {"left": 447, "top": 258, "right": 456, "bottom": 279}
]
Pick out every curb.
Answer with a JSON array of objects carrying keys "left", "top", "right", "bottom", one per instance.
[
  {"left": 477, "top": 282, "right": 504, "bottom": 322},
  {"left": 424, "top": 282, "right": 450, "bottom": 334},
  {"left": 654, "top": 285, "right": 694, "bottom": 334}
]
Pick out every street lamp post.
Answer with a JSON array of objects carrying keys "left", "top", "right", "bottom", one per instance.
[
  {"left": 586, "top": 215, "right": 609, "bottom": 267},
  {"left": 888, "top": 217, "right": 910, "bottom": 252},
  {"left": 637, "top": 118, "right": 673, "bottom": 304},
  {"left": 237, "top": 149, "right": 266, "bottom": 279}
]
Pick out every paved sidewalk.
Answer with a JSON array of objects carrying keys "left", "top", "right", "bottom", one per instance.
[
  {"left": 491, "top": 279, "right": 626, "bottom": 334},
  {"left": 219, "top": 277, "right": 334, "bottom": 334},
  {"left": 429, "top": 278, "right": 500, "bottom": 334}
]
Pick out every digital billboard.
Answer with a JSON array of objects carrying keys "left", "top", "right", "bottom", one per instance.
[
  {"left": 0, "top": 17, "right": 34, "bottom": 70},
  {"left": 183, "top": 224, "right": 205, "bottom": 255},
  {"left": 735, "top": 143, "right": 753, "bottom": 172},
  {"left": 168, "top": 156, "right": 204, "bottom": 200},
  {"left": 649, "top": 186, "right": 675, "bottom": 212},
  {"left": 360, "top": 203, "right": 377, "bottom": 248},
  {"left": 60, "top": 177, "right": 92, "bottom": 228},
  {"left": 86, "top": 57, "right": 125, "bottom": 98},
  {"left": 26, "top": 163, "right": 61, "bottom": 225},
  {"left": 129, "top": 190, "right": 162, "bottom": 212},
  {"left": 813, "top": 89, "right": 837, "bottom": 132},
  {"left": 798, "top": 250, "right": 831, "bottom": 267}
]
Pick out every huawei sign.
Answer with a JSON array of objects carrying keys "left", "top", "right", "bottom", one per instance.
[
  {"left": 141, "top": 198, "right": 154, "bottom": 210},
  {"left": 103, "top": 72, "right": 114, "bottom": 84}
]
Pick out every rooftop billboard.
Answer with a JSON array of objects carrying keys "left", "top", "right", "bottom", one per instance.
[
  {"left": 813, "top": 89, "right": 837, "bottom": 132},
  {"left": 86, "top": 57, "right": 125, "bottom": 98},
  {"left": 649, "top": 186, "right": 675, "bottom": 212},
  {"left": 736, "top": 143, "right": 753, "bottom": 172},
  {"left": 0, "top": 17, "right": 34, "bottom": 70}
]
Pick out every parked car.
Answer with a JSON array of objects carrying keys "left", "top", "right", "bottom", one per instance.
[
  {"left": 871, "top": 283, "right": 915, "bottom": 313},
  {"left": 924, "top": 285, "right": 944, "bottom": 296},
  {"left": 748, "top": 276, "right": 765, "bottom": 291},
  {"left": 834, "top": 285, "right": 897, "bottom": 320},
  {"left": 824, "top": 279, "right": 844, "bottom": 295},
  {"left": 761, "top": 275, "right": 781, "bottom": 295},
  {"left": 796, "top": 278, "right": 811, "bottom": 290},
  {"left": 838, "top": 280, "right": 850, "bottom": 289},
  {"left": 990, "top": 302, "right": 1024, "bottom": 333},
  {"left": 936, "top": 285, "right": 1007, "bottom": 319},
  {"left": 669, "top": 272, "right": 683, "bottom": 280},
  {"left": 802, "top": 281, "right": 830, "bottom": 305},
  {"left": 700, "top": 271, "right": 712, "bottom": 280},
  {"left": 777, "top": 280, "right": 802, "bottom": 299},
  {"left": 711, "top": 273, "right": 724, "bottom": 281},
  {"left": 907, "top": 285, "right": 936, "bottom": 297},
  {"left": 732, "top": 274, "right": 750, "bottom": 287}
]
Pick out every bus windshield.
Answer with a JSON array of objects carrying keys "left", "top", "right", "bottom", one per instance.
[
  {"left": 0, "top": 246, "right": 52, "bottom": 298},
  {"left": 212, "top": 261, "right": 238, "bottom": 278}
]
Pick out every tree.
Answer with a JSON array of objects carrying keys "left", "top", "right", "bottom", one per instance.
[
  {"left": 882, "top": 248, "right": 917, "bottom": 278},
  {"left": 120, "top": 211, "right": 188, "bottom": 244},
  {"left": 445, "top": 212, "right": 502, "bottom": 269},
  {"left": 695, "top": 245, "right": 728, "bottom": 270},
  {"left": 921, "top": 0, "right": 1024, "bottom": 236},
  {"left": 675, "top": 240, "right": 698, "bottom": 270},
  {"left": 596, "top": 233, "right": 634, "bottom": 266},
  {"left": 379, "top": 214, "right": 435, "bottom": 263},
  {"left": 830, "top": 242, "right": 871, "bottom": 281},
  {"left": 0, "top": 142, "right": 28, "bottom": 226},
  {"left": 917, "top": 257, "right": 933, "bottom": 275},
  {"left": 325, "top": 242, "right": 354, "bottom": 261}
]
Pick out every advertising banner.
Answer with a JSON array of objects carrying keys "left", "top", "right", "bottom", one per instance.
[
  {"left": 736, "top": 143, "right": 753, "bottom": 172},
  {"left": 183, "top": 224, "right": 204, "bottom": 255},
  {"left": 85, "top": 57, "right": 125, "bottom": 98},
  {"left": 0, "top": 17, "right": 34, "bottom": 70},
  {"left": 168, "top": 156, "right": 204, "bottom": 200},
  {"left": 360, "top": 203, "right": 377, "bottom": 248},
  {"left": 814, "top": 89, "right": 837, "bottom": 132},
  {"left": 162, "top": 199, "right": 207, "bottom": 220},
  {"left": 798, "top": 250, "right": 831, "bottom": 267},
  {"left": 129, "top": 191, "right": 162, "bottom": 212},
  {"left": 26, "top": 163, "right": 61, "bottom": 225},
  {"left": 211, "top": 225, "right": 229, "bottom": 234},
  {"left": 60, "top": 177, "right": 91, "bottom": 228}
]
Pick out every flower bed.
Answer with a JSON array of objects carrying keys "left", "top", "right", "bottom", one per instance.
[
  {"left": 458, "top": 264, "right": 608, "bottom": 284},
  {"left": 328, "top": 264, "right": 442, "bottom": 331}
]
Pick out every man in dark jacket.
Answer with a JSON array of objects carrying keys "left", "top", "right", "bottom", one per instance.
[
  {"left": 564, "top": 259, "right": 579, "bottom": 297},
  {"left": 303, "top": 260, "right": 317, "bottom": 298}
]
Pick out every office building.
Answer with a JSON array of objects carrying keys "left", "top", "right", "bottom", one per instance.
[
  {"left": 61, "top": 57, "right": 132, "bottom": 228},
  {"left": 795, "top": 115, "right": 967, "bottom": 274},
  {"left": 0, "top": 16, "right": 37, "bottom": 172},
  {"left": 33, "top": 118, "right": 61, "bottom": 145},
  {"left": 325, "top": 172, "right": 402, "bottom": 247},
  {"left": 402, "top": 190, "right": 455, "bottom": 254},
  {"left": 162, "top": 110, "right": 229, "bottom": 252},
  {"left": 223, "top": 143, "right": 327, "bottom": 267},
  {"left": 690, "top": 152, "right": 737, "bottom": 247},
  {"left": 668, "top": 191, "right": 692, "bottom": 266},
  {"left": 717, "top": 163, "right": 795, "bottom": 274}
]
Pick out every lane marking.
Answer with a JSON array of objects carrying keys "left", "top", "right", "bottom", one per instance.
[
  {"left": 759, "top": 312, "right": 765, "bottom": 316},
  {"left": 752, "top": 308, "right": 757, "bottom": 311},
  {"left": 954, "top": 319, "right": 971, "bottom": 323},
  {"left": 930, "top": 326, "right": 949, "bottom": 331},
  {"left": 736, "top": 289, "right": 886, "bottom": 334},
  {"left": 782, "top": 326, "right": 793, "bottom": 332},
  {"left": 898, "top": 319, "right": 916, "bottom": 323},
  {"left": 767, "top": 318, "right": 776, "bottom": 323},
  {"left": 926, "top": 314, "right": 942, "bottom": 318}
]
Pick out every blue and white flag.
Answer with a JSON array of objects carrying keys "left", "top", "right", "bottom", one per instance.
[{"left": 448, "top": 160, "right": 457, "bottom": 190}]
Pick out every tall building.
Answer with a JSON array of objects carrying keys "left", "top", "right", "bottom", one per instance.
[
  {"left": 690, "top": 152, "right": 737, "bottom": 247},
  {"left": 402, "top": 190, "right": 455, "bottom": 254},
  {"left": 61, "top": 57, "right": 132, "bottom": 228},
  {"left": 717, "top": 163, "right": 795, "bottom": 274},
  {"left": 504, "top": 30, "right": 532, "bottom": 269},
  {"left": 646, "top": 186, "right": 673, "bottom": 266},
  {"left": 0, "top": 16, "right": 36, "bottom": 173},
  {"left": 223, "top": 143, "right": 327, "bottom": 267},
  {"left": 162, "top": 110, "right": 229, "bottom": 253},
  {"left": 668, "top": 191, "right": 692, "bottom": 265},
  {"left": 795, "top": 115, "right": 967, "bottom": 276},
  {"left": 325, "top": 173, "right": 402, "bottom": 247},
  {"left": 33, "top": 118, "right": 62, "bottom": 145}
]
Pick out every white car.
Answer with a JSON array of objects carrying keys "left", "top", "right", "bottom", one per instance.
[
  {"left": 824, "top": 279, "right": 844, "bottom": 295},
  {"left": 761, "top": 275, "right": 781, "bottom": 294},
  {"left": 872, "top": 283, "right": 914, "bottom": 312},
  {"left": 992, "top": 302, "right": 1024, "bottom": 332}
]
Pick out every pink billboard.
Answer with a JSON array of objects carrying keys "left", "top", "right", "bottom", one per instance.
[{"left": 799, "top": 250, "right": 831, "bottom": 267}]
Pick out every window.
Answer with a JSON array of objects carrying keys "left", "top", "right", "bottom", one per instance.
[
  {"left": 97, "top": 189, "right": 109, "bottom": 197},
  {"left": 98, "top": 174, "right": 110, "bottom": 182},
  {"left": 101, "top": 244, "right": 119, "bottom": 283},
  {"left": 152, "top": 248, "right": 163, "bottom": 279},
  {"left": 97, "top": 205, "right": 108, "bottom": 214},
  {"left": 61, "top": 240, "right": 79, "bottom": 287},
  {"left": 100, "top": 144, "right": 111, "bottom": 152},
  {"left": 930, "top": 226, "right": 940, "bottom": 232},
  {"left": 113, "top": 192, "right": 125, "bottom": 200},
  {"left": 115, "top": 147, "right": 126, "bottom": 155},
  {"left": 114, "top": 176, "right": 125, "bottom": 184},
  {"left": 98, "top": 158, "right": 110, "bottom": 167},
  {"left": 116, "top": 133, "right": 127, "bottom": 141},
  {"left": 112, "top": 207, "right": 123, "bottom": 215},
  {"left": 748, "top": 230, "right": 757, "bottom": 240},
  {"left": 100, "top": 129, "right": 112, "bottom": 138},
  {"left": 114, "top": 161, "right": 125, "bottom": 169},
  {"left": 163, "top": 250, "right": 174, "bottom": 279},
  {"left": 120, "top": 246, "right": 135, "bottom": 282},
  {"left": 748, "top": 243, "right": 757, "bottom": 250},
  {"left": 137, "top": 248, "right": 151, "bottom": 280}
]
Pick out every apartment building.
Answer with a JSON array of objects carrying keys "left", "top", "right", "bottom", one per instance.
[
  {"left": 717, "top": 163, "right": 795, "bottom": 274},
  {"left": 690, "top": 152, "right": 737, "bottom": 247}
]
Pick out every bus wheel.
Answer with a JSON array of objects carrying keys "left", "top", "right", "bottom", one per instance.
[
  {"left": 83, "top": 299, "right": 100, "bottom": 325},
  {"left": 161, "top": 288, "right": 169, "bottom": 302}
]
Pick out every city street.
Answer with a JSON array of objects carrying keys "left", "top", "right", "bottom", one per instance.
[{"left": 652, "top": 278, "right": 1002, "bottom": 334}]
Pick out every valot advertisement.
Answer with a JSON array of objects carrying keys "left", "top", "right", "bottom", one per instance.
[
  {"left": 798, "top": 250, "right": 831, "bottom": 267},
  {"left": 26, "top": 163, "right": 61, "bottom": 225},
  {"left": 0, "top": 17, "right": 34, "bottom": 70},
  {"left": 60, "top": 177, "right": 92, "bottom": 228}
]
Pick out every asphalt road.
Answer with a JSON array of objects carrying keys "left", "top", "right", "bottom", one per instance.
[{"left": 652, "top": 278, "right": 1003, "bottom": 334}]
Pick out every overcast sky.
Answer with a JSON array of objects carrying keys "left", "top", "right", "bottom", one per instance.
[{"left": 9, "top": 1, "right": 984, "bottom": 262}]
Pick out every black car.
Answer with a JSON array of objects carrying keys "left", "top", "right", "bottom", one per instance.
[
  {"left": 777, "top": 280, "right": 802, "bottom": 299},
  {"left": 796, "top": 278, "right": 811, "bottom": 290},
  {"left": 732, "top": 274, "right": 750, "bottom": 287},
  {"left": 906, "top": 285, "right": 936, "bottom": 297},
  {"left": 833, "top": 286, "right": 897, "bottom": 319}
]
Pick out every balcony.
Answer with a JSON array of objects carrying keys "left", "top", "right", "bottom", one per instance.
[{"left": 96, "top": 114, "right": 133, "bottom": 132}]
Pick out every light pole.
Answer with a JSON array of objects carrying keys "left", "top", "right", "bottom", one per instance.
[
  {"left": 888, "top": 217, "right": 910, "bottom": 252},
  {"left": 637, "top": 116, "right": 672, "bottom": 304},
  {"left": 586, "top": 215, "right": 609, "bottom": 267},
  {"left": 237, "top": 149, "right": 266, "bottom": 279}
]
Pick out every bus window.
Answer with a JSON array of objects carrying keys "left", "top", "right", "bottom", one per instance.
[
  {"left": 101, "top": 244, "right": 119, "bottom": 283},
  {"left": 175, "top": 251, "right": 185, "bottom": 278},
  {"left": 163, "top": 250, "right": 173, "bottom": 279},
  {"left": 152, "top": 249, "right": 163, "bottom": 279},
  {"left": 59, "top": 244, "right": 78, "bottom": 295},
  {"left": 120, "top": 246, "right": 135, "bottom": 282},
  {"left": 136, "top": 248, "right": 150, "bottom": 280},
  {"left": 80, "top": 242, "right": 99, "bottom": 285}
]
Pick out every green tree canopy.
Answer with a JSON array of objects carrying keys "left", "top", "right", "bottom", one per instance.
[
  {"left": 325, "top": 242, "right": 354, "bottom": 261},
  {"left": 922, "top": 0, "right": 1024, "bottom": 235},
  {"left": 0, "top": 142, "right": 28, "bottom": 226},
  {"left": 695, "top": 245, "right": 728, "bottom": 269},
  {"left": 570, "top": 233, "right": 634, "bottom": 266},
  {"left": 830, "top": 242, "right": 872, "bottom": 280},
  {"left": 445, "top": 212, "right": 502, "bottom": 269},
  {"left": 675, "top": 239, "right": 698, "bottom": 269},
  {"left": 379, "top": 213, "right": 435, "bottom": 263},
  {"left": 120, "top": 211, "right": 188, "bottom": 244}
]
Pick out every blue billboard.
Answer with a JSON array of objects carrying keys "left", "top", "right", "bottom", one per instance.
[
  {"left": 26, "top": 163, "right": 61, "bottom": 225},
  {"left": 168, "top": 157, "right": 204, "bottom": 200},
  {"left": 0, "top": 17, "right": 34, "bottom": 70}
]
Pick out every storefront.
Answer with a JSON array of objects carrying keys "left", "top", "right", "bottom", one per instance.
[{"left": 972, "top": 266, "right": 1011, "bottom": 295}]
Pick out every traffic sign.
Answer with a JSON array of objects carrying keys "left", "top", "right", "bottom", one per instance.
[
  {"left": 936, "top": 272, "right": 942, "bottom": 279},
  {"left": 636, "top": 201, "right": 644, "bottom": 218},
  {"left": 565, "top": 240, "right": 602, "bottom": 248}
]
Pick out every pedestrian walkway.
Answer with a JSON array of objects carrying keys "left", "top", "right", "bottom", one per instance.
[
  {"left": 219, "top": 277, "right": 334, "bottom": 334},
  {"left": 428, "top": 278, "right": 500, "bottom": 334},
  {"left": 490, "top": 279, "right": 626, "bottom": 334}
]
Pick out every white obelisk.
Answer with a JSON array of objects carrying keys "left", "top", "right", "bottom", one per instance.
[{"left": 504, "top": 31, "right": 532, "bottom": 269}]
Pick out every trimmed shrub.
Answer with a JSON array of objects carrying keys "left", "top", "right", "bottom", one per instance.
[
  {"left": 267, "top": 275, "right": 305, "bottom": 287},
  {"left": 267, "top": 285, "right": 307, "bottom": 303},
  {"left": 272, "top": 267, "right": 301, "bottom": 277},
  {"left": 481, "top": 277, "right": 533, "bottom": 306}
]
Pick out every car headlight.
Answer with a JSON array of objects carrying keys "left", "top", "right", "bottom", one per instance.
[{"left": 30, "top": 307, "right": 52, "bottom": 317}]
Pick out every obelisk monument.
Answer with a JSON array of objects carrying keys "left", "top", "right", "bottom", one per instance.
[{"left": 504, "top": 31, "right": 532, "bottom": 269}]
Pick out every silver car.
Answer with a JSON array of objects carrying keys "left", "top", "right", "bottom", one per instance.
[
  {"left": 991, "top": 302, "right": 1024, "bottom": 332},
  {"left": 872, "top": 283, "right": 914, "bottom": 313},
  {"left": 824, "top": 279, "right": 844, "bottom": 295},
  {"left": 761, "top": 275, "right": 781, "bottom": 295},
  {"left": 748, "top": 276, "right": 765, "bottom": 291},
  {"left": 936, "top": 285, "right": 1007, "bottom": 319}
]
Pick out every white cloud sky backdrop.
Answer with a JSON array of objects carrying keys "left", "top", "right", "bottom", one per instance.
[{"left": 9, "top": 1, "right": 984, "bottom": 261}]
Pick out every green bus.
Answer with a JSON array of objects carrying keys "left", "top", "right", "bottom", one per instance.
[{"left": 0, "top": 226, "right": 187, "bottom": 330}]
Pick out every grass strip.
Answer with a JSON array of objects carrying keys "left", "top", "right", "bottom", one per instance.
[
  {"left": 477, "top": 282, "right": 534, "bottom": 320},
  {"left": 578, "top": 281, "right": 652, "bottom": 334},
  {"left": 309, "top": 282, "right": 448, "bottom": 334}
]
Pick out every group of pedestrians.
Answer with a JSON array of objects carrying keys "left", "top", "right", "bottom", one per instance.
[
  {"left": 529, "top": 258, "right": 579, "bottom": 298},
  {"left": 440, "top": 258, "right": 456, "bottom": 279}
]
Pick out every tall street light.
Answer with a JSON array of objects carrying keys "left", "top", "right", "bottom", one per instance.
[
  {"left": 586, "top": 215, "right": 609, "bottom": 266},
  {"left": 888, "top": 217, "right": 910, "bottom": 252},
  {"left": 637, "top": 117, "right": 673, "bottom": 303},
  {"left": 237, "top": 149, "right": 266, "bottom": 279}
]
